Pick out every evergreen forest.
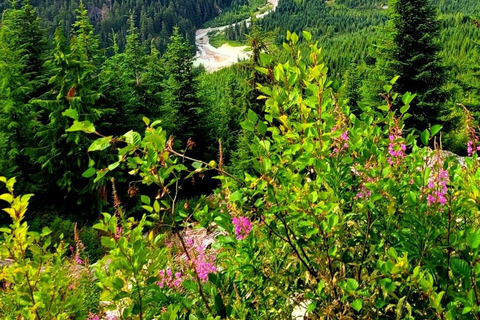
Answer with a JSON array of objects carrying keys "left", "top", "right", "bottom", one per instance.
[{"left": 2, "top": 0, "right": 480, "bottom": 318}]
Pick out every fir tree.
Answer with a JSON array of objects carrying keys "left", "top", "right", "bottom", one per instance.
[
  {"left": 384, "top": 0, "right": 450, "bottom": 130},
  {"left": 161, "top": 27, "right": 200, "bottom": 146},
  {"left": 33, "top": 5, "right": 105, "bottom": 218},
  {"left": 0, "top": 0, "right": 47, "bottom": 194}
]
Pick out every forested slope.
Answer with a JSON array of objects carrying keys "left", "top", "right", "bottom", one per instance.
[{"left": 0, "top": 0, "right": 255, "bottom": 51}]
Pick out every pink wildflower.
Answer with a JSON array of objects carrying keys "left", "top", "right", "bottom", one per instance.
[
  {"left": 74, "top": 253, "right": 84, "bottom": 265},
  {"left": 183, "top": 238, "right": 217, "bottom": 283},
  {"left": 387, "top": 134, "right": 406, "bottom": 166},
  {"left": 426, "top": 168, "right": 449, "bottom": 206},
  {"left": 193, "top": 246, "right": 217, "bottom": 282},
  {"left": 232, "top": 216, "right": 253, "bottom": 240},
  {"left": 87, "top": 314, "right": 100, "bottom": 320},
  {"left": 330, "top": 129, "right": 349, "bottom": 156},
  {"left": 467, "top": 140, "right": 480, "bottom": 156},
  {"left": 355, "top": 185, "right": 372, "bottom": 199},
  {"left": 158, "top": 268, "right": 183, "bottom": 290}
]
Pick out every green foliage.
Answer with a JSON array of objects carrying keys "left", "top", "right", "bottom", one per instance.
[
  {"left": 5, "top": 33, "right": 476, "bottom": 319},
  {"left": 0, "top": 0, "right": 244, "bottom": 52},
  {"left": 0, "top": 177, "right": 87, "bottom": 319},
  {"left": 380, "top": 0, "right": 450, "bottom": 131}
]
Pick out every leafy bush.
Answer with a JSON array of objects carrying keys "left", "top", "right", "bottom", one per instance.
[{"left": 2, "top": 31, "right": 480, "bottom": 319}]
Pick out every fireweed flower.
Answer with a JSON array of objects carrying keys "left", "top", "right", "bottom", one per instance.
[
  {"left": 426, "top": 168, "right": 449, "bottom": 206},
  {"left": 387, "top": 134, "right": 406, "bottom": 166},
  {"left": 355, "top": 185, "right": 372, "bottom": 199},
  {"left": 467, "top": 140, "right": 480, "bottom": 156},
  {"left": 158, "top": 268, "right": 183, "bottom": 290},
  {"left": 232, "top": 216, "right": 252, "bottom": 240},
  {"left": 87, "top": 314, "right": 100, "bottom": 320},
  {"left": 193, "top": 245, "right": 217, "bottom": 282},
  {"left": 183, "top": 237, "right": 217, "bottom": 283},
  {"left": 329, "top": 126, "right": 349, "bottom": 156}
]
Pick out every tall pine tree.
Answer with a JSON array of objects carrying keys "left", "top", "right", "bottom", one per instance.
[{"left": 382, "top": 0, "right": 450, "bottom": 131}]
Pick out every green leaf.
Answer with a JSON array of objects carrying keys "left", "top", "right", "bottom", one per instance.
[
  {"left": 124, "top": 130, "right": 142, "bottom": 146},
  {"left": 451, "top": 258, "right": 471, "bottom": 278},
  {"left": 257, "top": 121, "right": 267, "bottom": 136},
  {"left": 401, "top": 92, "right": 416, "bottom": 105},
  {"left": 378, "top": 105, "right": 390, "bottom": 112},
  {"left": 467, "top": 231, "right": 480, "bottom": 249},
  {"left": 399, "top": 104, "right": 410, "bottom": 114},
  {"left": 430, "top": 125, "right": 442, "bottom": 136},
  {"left": 142, "top": 116, "right": 150, "bottom": 126},
  {"left": 240, "top": 121, "right": 255, "bottom": 132},
  {"left": 108, "top": 162, "right": 120, "bottom": 171},
  {"left": 192, "top": 162, "right": 202, "bottom": 169},
  {"left": 302, "top": 30, "right": 312, "bottom": 42},
  {"left": 0, "top": 193, "right": 13, "bottom": 203},
  {"left": 420, "top": 129, "right": 430, "bottom": 146},
  {"left": 346, "top": 278, "right": 359, "bottom": 292},
  {"left": 41, "top": 227, "right": 52, "bottom": 237},
  {"left": 101, "top": 237, "right": 116, "bottom": 249},
  {"left": 66, "top": 120, "right": 96, "bottom": 133},
  {"left": 88, "top": 136, "right": 112, "bottom": 152},
  {"left": 247, "top": 109, "right": 259, "bottom": 123},
  {"left": 351, "top": 299, "right": 362, "bottom": 311},
  {"left": 94, "top": 169, "right": 109, "bottom": 183},
  {"left": 291, "top": 32, "right": 299, "bottom": 45},
  {"left": 62, "top": 108, "right": 78, "bottom": 120},
  {"left": 141, "top": 195, "right": 150, "bottom": 205},
  {"left": 390, "top": 76, "right": 400, "bottom": 85},
  {"left": 82, "top": 167, "right": 96, "bottom": 178},
  {"left": 230, "top": 191, "right": 243, "bottom": 202}
]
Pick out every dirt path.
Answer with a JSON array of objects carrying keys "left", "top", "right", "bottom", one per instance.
[{"left": 193, "top": 0, "right": 279, "bottom": 72}]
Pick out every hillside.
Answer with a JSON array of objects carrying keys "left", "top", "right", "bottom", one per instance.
[
  {"left": 2, "top": 0, "right": 480, "bottom": 319},
  {"left": 0, "top": 0, "right": 246, "bottom": 51}
]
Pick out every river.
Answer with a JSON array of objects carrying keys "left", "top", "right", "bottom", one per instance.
[{"left": 193, "top": 0, "right": 279, "bottom": 72}]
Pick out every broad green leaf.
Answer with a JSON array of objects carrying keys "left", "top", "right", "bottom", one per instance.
[
  {"left": 346, "top": 278, "right": 359, "bottom": 292},
  {"left": 390, "top": 76, "right": 400, "bottom": 85},
  {"left": 124, "top": 130, "right": 142, "bottom": 146},
  {"left": 240, "top": 121, "right": 255, "bottom": 132},
  {"left": 66, "top": 120, "right": 96, "bottom": 133},
  {"left": 82, "top": 167, "right": 96, "bottom": 178},
  {"left": 451, "top": 258, "right": 471, "bottom": 278},
  {"left": 108, "top": 162, "right": 120, "bottom": 171},
  {"left": 88, "top": 136, "right": 112, "bottom": 152},
  {"left": 94, "top": 169, "right": 109, "bottom": 183},
  {"left": 302, "top": 30, "right": 312, "bottom": 42},
  {"left": 399, "top": 104, "right": 410, "bottom": 114},
  {"left": 351, "top": 299, "right": 362, "bottom": 311},
  {"left": 141, "top": 195, "right": 150, "bottom": 205},
  {"left": 258, "top": 121, "right": 268, "bottom": 136},
  {"left": 62, "top": 108, "right": 78, "bottom": 120},
  {"left": 378, "top": 105, "right": 390, "bottom": 112},
  {"left": 430, "top": 124, "right": 442, "bottom": 136},
  {"left": 142, "top": 116, "right": 150, "bottom": 126},
  {"left": 0, "top": 193, "right": 13, "bottom": 203},
  {"left": 467, "top": 231, "right": 480, "bottom": 249},
  {"left": 192, "top": 162, "right": 202, "bottom": 169},
  {"left": 291, "top": 32, "right": 299, "bottom": 44},
  {"left": 420, "top": 129, "right": 430, "bottom": 146},
  {"left": 247, "top": 109, "right": 259, "bottom": 123}
]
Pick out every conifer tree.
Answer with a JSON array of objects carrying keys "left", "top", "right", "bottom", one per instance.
[
  {"left": 0, "top": 0, "right": 47, "bottom": 193},
  {"left": 33, "top": 3, "right": 105, "bottom": 217},
  {"left": 381, "top": 0, "right": 450, "bottom": 130},
  {"left": 161, "top": 27, "right": 200, "bottom": 146}
]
